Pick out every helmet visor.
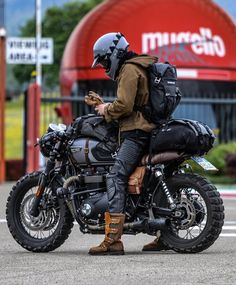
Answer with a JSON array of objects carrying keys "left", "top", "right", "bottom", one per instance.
[
  {"left": 91, "top": 56, "right": 100, "bottom": 68},
  {"left": 91, "top": 55, "right": 110, "bottom": 71}
]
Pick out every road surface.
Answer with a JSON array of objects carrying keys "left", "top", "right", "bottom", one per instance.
[{"left": 0, "top": 182, "right": 236, "bottom": 285}]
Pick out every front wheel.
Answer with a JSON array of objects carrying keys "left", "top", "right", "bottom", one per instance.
[
  {"left": 154, "top": 173, "right": 224, "bottom": 253},
  {"left": 6, "top": 171, "right": 74, "bottom": 252}
]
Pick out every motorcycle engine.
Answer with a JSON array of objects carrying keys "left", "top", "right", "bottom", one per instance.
[
  {"left": 78, "top": 167, "right": 109, "bottom": 220},
  {"left": 80, "top": 191, "right": 108, "bottom": 220}
]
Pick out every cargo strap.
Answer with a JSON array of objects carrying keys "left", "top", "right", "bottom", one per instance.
[
  {"left": 169, "top": 119, "right": 199, "bottom": 136},
  {"left": 84, "top": 138, "right": 91, "bottom": 165},
  {"left": 167, "top": 119, "right": 215, "bottom": 145}
]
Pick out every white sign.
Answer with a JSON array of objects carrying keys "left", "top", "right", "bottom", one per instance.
[{"left": 6, "top": 37, "right": 54, "bottom": 64}]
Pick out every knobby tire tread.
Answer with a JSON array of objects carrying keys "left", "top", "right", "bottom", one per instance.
[
  {"left": 6, "top": 171, "right": 74, "bottom": 252},
  {"left": 161, "top": 173, "right": 224, "bottom": 253}
]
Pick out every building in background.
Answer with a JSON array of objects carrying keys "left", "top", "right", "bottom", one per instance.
[{"left": 60, "top": 0, "right": 236, "bottom": 142}]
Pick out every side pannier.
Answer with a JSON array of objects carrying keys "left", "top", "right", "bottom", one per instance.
[{"left": 150, "top": 119, "right": 215, "bottom": 156}]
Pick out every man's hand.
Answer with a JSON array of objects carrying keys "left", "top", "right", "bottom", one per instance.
[
  {"left": 95, "top": 103, "right": 110, "bottom": 116},
  {"left": 84, "top": 91, "right": 104, "bottom": 106}
]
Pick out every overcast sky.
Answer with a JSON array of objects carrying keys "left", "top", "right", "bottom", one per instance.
[{"left": 5, "top": 0, "right": 236, "bottom": 36}]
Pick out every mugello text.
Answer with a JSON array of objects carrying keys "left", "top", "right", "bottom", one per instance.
[{"left": 142, "top": 27, "right": 225, "bottom": 57}]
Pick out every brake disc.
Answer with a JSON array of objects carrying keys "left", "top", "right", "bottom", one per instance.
[
  {"left": 175, "top": 198, "right": 196, "bottom": 230},
  {"left": 20, "top": 194, "right": 54, "bottom": 231}
]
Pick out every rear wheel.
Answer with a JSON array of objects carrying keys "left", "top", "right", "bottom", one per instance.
[
  {"left": 6, "top": 172, "right": 74, "bottom": 252},
  {"left": 154, "top": 173, "right": 224, "bottom": 253}
]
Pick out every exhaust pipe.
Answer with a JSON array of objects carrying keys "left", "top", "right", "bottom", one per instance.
[
  {"left": 88, "top": 218, "right": 169, "bottom": 233},
  {"left": 124, "top": 218, "right": 169, "bottom": 233}
]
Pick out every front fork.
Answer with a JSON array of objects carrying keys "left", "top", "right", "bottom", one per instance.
[
  {"left": 29, "top": 144, "right": 60, "bottom": 217},
  {"left": 29, "top": 161, "right": 55, "bottom": 216}
]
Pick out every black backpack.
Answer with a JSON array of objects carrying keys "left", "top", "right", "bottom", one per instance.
[
  {"left": 150, "top": 119, "right": 215, "bottom": 156},
  {"left": 135, "top": 62, "right": 181, "bottom": 125}
]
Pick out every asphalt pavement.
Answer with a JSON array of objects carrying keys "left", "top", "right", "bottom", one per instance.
[{"left": 0, "top": 182, "right": 236, "bottom": 285}]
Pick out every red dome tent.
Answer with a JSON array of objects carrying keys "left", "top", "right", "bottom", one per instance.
[{"left": 60, "top": 0, "right": 236, "bottom": 141}]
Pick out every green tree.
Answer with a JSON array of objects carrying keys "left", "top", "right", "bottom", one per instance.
[{"left": 13, "top": 0, "right": 103, "bottom": 88}]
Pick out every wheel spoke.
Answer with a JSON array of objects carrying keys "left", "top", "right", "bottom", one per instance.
[
  {"left": 153, "top": 174, "right": 224, "bottom": 253},
  {"left": 166, "top": 186, "right": 208, "bottom": 241}
]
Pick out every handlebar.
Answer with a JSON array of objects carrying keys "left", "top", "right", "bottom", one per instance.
[{"left": 64, "top": 125, "right": 75, "bottom": 138}]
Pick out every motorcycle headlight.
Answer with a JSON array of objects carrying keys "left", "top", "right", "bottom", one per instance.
[{"left": 38, "top": 132, "right": 54, "bottom": 157}]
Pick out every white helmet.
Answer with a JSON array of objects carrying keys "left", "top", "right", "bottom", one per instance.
[{"left": 92, "top": 32, "right": 129, "bottom": 80}]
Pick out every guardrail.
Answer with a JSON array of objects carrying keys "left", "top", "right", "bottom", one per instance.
[
  {"left": 40, "top": 95, "right": 236, "bottom": 143},
  {"left": 41, "top": 96, "right": 236, "bottom": 104}
]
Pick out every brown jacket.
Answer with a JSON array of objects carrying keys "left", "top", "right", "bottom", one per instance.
[{"left": 104, "top": 55, "right": 158, "bottom": 133}]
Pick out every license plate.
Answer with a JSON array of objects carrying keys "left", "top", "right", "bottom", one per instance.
[{"left": 191, "top": 156, "right": 218, "bottom": 171}]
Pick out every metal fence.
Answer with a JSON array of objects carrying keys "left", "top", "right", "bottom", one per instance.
[
  {"left": 40, "top": 92, "right": 63, "bottom": 134},
  {"left": 41, "top": 93, "right": 236, "bottom": 143}
]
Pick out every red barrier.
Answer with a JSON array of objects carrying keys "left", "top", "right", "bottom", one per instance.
[
  {"left": 25, "top": 83, "right": 41, "bottom": 173},
  {"left": 0, "top": 35, "right": 6, "bottom": 183}
]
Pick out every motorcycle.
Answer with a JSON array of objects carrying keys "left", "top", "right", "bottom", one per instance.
[{"left": 6, "top": 115, "right": 224, "bottom": 253}]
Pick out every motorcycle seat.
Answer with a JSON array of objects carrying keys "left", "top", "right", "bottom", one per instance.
[{"left": 141, "top": 151, "right": 184, "bottom": 165}]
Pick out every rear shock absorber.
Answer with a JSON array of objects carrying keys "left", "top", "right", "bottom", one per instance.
[{"left": 154, "top": 168, "right": 176, "bottom": 210}]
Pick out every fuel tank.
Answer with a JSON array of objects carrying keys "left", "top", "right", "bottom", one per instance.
[{"left": 69, "top": 137, "right": 115, "bottom": 165}]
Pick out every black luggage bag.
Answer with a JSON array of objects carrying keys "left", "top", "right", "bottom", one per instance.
[{"left": 150, "top": 119, "right": 215, "bottom": 156}]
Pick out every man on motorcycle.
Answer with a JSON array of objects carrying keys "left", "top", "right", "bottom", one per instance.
[{"left": 85, "top": 32, "right": 168, "bottom": 255}]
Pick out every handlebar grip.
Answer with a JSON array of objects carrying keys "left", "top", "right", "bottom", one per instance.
[{"left": 65, "top": 125, "right": 75, "bottom": 138}]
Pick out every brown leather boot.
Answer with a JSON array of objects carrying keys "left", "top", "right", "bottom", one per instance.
[
  {"left": 142, "top": 237, "right": 170, "bottom": 252},
  {"left": 89, "top": 212, "right": 125, "bottom": 255}
]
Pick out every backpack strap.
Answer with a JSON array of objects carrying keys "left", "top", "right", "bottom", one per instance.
[{"left": 133, "top": 105, "right": 144, "bottom": 112}]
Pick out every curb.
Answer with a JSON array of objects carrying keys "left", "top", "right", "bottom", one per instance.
[{"left": 217, "top": 185, "right": 236, "bottom": 198}]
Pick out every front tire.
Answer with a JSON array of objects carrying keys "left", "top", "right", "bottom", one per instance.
[
  {"left": 154, "top": 173, "right": 224, "bottom": 253},
  {"left": 6, "top": 171, "right": 74, "bottom": 252}
]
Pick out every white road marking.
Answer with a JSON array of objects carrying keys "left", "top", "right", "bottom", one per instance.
[
  {"left": 224, "top": 221, "right": 236, "bottom": 224},
  {"left": 222, "top": 226, "right": 236, "bottom": 230},
  {"left": 220, "top": 233, "right": 236, "bottom": 237}
]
